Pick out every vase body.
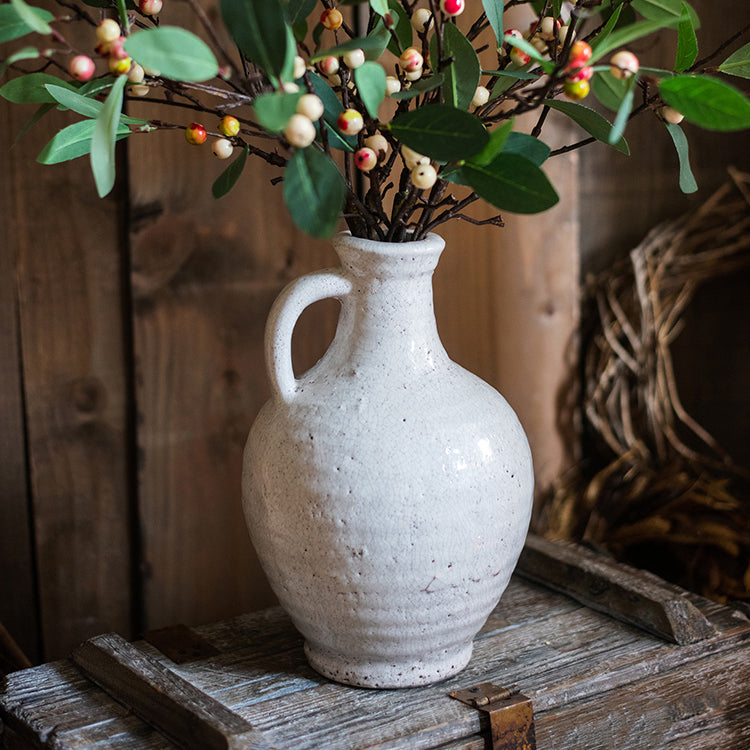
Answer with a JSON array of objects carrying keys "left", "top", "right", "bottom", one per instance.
[{"left": 243, "top": 232, "right": 533, "bottom": 688}]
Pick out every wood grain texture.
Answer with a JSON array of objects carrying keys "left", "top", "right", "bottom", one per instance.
[
  {"left": 0, "top": 97, "right": 38, "bottom": 666},
  {"left": 1, "top": 59, "right": 134, "bottom": 658},
  {"left": 3, "top": 571, "right": 749, "bottom": 750}
]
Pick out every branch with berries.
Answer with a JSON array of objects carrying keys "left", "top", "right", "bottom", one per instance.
[{"left": 2, "top": 0, "right": 749, "bottom": 241}]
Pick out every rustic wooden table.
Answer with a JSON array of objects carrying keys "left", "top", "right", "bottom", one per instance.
[{"left": 2, "top": 538, "right": 749, "bottom": 749}]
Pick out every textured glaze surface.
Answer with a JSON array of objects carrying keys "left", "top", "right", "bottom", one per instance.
[{"left": 243, "top": 233, "right": 534, "bottom": 688}]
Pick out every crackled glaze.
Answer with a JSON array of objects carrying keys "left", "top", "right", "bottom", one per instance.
[{"left": 242, "top": 232, "right": 534, "bottom": 688}]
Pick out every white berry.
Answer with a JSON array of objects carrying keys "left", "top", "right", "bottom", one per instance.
[
  {"left": 296, "top": 93, "right": 324, "bottom": 121},
  {"left": 401, "top": 144, "right": 429, "bottom": 170},
  {"left": 610, "top": 50, "right": 639, "bottom": 79},
  {"left": 96, "top": 19, "right": 121, "bottom": 44},
  {"left": 558, "top": 25, "right": 574, "bottom": 44},
  {"left": 385, "top": 76, "right": 402, "bottom": 96},
  {"left": 128, "top": 84, "right": 150, "bottom": 97},
  {"left": 411, "top": 8, "right": 432, "bottom": 33},
  {"left": 127, "top": 63, "right": 145, "bottom": 84},
  {"left": 660, "top": 105, "right": 684, "bottom": 124},
  {"left": 343, "top": 48, "right": 365, "bottom": 69},
  {"left": 411, "top": 163, "right": 437, "bottom": 190},
  {"left": 284, "top": 113, "right": 316, "bottom": 148},
  {"left": 293, "top": 55, "right": 306, "bottom": 80},
  {"left": 471, "top": 85, "right": 490, "bottom": 108},
  {"left": 212, "top": 138, "right": 234, "bottom": 159},
  {"left": 364, "top": 133, "right": 389, "bottom": 161},
  {"left": 405, "top": 68, "right": 423, "bottom": 81}
]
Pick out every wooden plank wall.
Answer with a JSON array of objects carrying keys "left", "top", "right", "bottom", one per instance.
[{"left": 1, "top": 0, "right": 744, "bottom": 663}]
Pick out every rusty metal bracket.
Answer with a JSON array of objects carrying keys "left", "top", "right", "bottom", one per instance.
[{"left": 450, "top": 683, "right": 536, "bottom": 750}]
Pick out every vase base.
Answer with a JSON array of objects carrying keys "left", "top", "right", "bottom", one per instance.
[{"left": 304, "top": 641, "right": 474, "bottom": 689}]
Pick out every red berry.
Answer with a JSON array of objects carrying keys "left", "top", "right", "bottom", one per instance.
[
  {"left": 185, "top": 122, "right": 207, "bottom": 145},
  {"left": 566, "top": 65, "right": 593, "bottom": 83},
  {"left": 568, "top": 40, "right": 592, "bottom": 66},
  {"left": 139, "top": 0, "right": 162, "bottom": 15},
  {"left": 440, "top": 0, "right": 465, "bottom": 16},
  {"left": 218, "top": 115, "right": 240, "bottom": 137},
  {"left": 69, "top": 55, "right": 95, "bottom": 82},
  {"left": 337, "top": 108, "right": 364, "bottom": 136}
]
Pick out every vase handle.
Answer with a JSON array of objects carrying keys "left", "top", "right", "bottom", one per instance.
[{"left": 265, "top": 269, "right": 352, "bottom": 403}]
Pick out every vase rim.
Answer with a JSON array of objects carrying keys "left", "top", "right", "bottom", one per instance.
[{"left": 333, "top": 231, "right": 445, "bottom": 257}]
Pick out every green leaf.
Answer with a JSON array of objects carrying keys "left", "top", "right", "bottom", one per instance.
[
  {"left": 674, "top": 3, "right": 697, "bottom": 72},
  {"left": 463, "top": 153, "right": 559, "bottom": 214},
  {"left": 469, "top": 120, "right": 514, "bottom": 166},
  {"left": 592, "top": 70, "right": 631, "bottom": 111},
  {"left": 369, "top": 0, "right": 388, "bottom": 15},
  {"left": 386, "top": 0, "right": 411, "bottom": 57},
  {"left": 37, "top": 119, "right": 130, "bottom": 164},
  {"left": 362, "top": 21, "right": 392, "bottom": 62},
  {"left": 90, "top": 74, "right": 126, "bottom": 197},
  {"left": 285, "top": 0, "right": 317, "bottom": 25},
  {"left": 212, "top": 144, "right": 249, "bottom": 198},
  {"left": 503, "top": 33, "right": 554, "bottom": 74},
  {"left": 483, "top": 69, "right": 539, "bottom": 80},
  {"left": 0, "top": 46, "right": 39, "bottom": 78},
  {"left": 284, "top": 147, "right": 346, "bottom": 238},
  {"left": 253, "top": 90, "right": 302, "bottom": 132},
  {"left": 0, "top": 4, "right": 53, "bottom": 43},
  {"left": 718, "top": 42, "right": 750, "bottom": 80},
  {"left": 591, "top": 17, "right": 682, "bottom": 61},
  {"left": 390, "top": 73, "right": 444, "bottom": 100},
  {"left": 308, "top": 72, "right": 356, "bottom": 151},
  {"left": 631, "top": 0, "right": 699, "bottom": 26},
  {"left": 45, "top": 84, "right": 148, "bottom": 125},
  {"left": 610, "top": 76, "right": 636, "bottom": 143},
  {"left": 0, "top": 73, "right": 77, "bottom": 103},
  {"left": 220, "top": 0, "right": 290, "bottom": 80},
  {"left": 429, "top": 23, "right": 481, "bottom": 111},
  {"left": 663, "top": 120, "right": 697, "bottom": 193},
  {"left": 389, "top": 104, "right": 489, "bottom": 162},
  {"left": 353, "top": 61, "right": 386, "bottom": 119},
  {"left": 481, "top": 0, "right": 504, "bottom": 47},
  {"left": 9, "top": 0, "right": 51, "bottom": 36},
  {"left": 310, "top": 34, "right": 390, "bottom": 64},
  {"left": 502, "top": 132, "right": 550, "bottom": 165},
  {"left": 590, "top": 3, "right": 623, "bottom": 52},
  {"left": 124, "top": 27, "right": 218, "bottom": 82},
  {"left": 658, "top": 74, "right": 750, "bottom": 131},
  {"left": 544, "top": 98, "right": 629, "bottom": 154}
]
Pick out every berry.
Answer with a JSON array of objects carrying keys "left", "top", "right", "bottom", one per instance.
[
  {"left": 504, "top": 29, "right": 523, "bottom": 44},
  {"left": 318, "top": 56, "right": 340, "bottom": 77},
  {"left": 354, "top": 147, "right": 377, "bottom": 172},
  {"left": 139, "top": 0, "right": 162, "bottom": 15},
  {"left": 411, "top": 163, "right": 437, "bottom": 190},
  {"left": 320, "top": 8, "right": 343, "bottom": 31},
  {"left": 411, "top": 8, "right": 432, "bottom": 33},
  {"left": 440, "top": 0, "right": 465, "bottom": 16},
  {"left": 69, "top": 55, "right": 95, "bottom": 82},
  {"left": 108, "top": 56, "right": 132, "bottom": 75},
  {"left": 212, "top": 138, "right": 234, "bottom": 159},
  {"left": 96, "top": 19, "right": 121, "bottom": 44},
  {"left": 127, "top": 63, "right": 145, "bottom": 84},
  {"left": 109, "top": 36, "right": 128, "bottom": 60},
  {"left": 284, "top": 114, "right": 316, "bottom": 148},
  {"left": 219, "top": 115, "right": 240, "bottom": 137},
  {"left": 343, "top": 48, "right": 365, "bottom": 69},
  {"left": 337, "top": 108, "right": 364, "bottom": 136},
  {"left": 128, "top": 84, "right": 150, "bottom": 97},
  {"left": 471, "top": 85, "right": 490, "bottom": 108},
  {"left": 296, "top": 93, "right": 324, "bottom": 121},
  {"left": 568, "top": 40, "right": 592, "bottom": 66},
  {"left": 509, "top": 48, "right": 531, "bottom": 67},
  {"left": 293, "top": 55, "right": 306, "bottom": 80},
  {"left": 609, "top": 50, "right": 639, "bottom": 80},
  {"left": 405, "top": 68, "right": 423, "bottom": 82},
  {"left": 385, "top": 76, "right": 401, "bottom": 96},
  {"left": 399, "top": 47, "right": 423, "bottom": 73},
  {"left": 659, "top": 105, "right": 684, "bottom": 124},
  {"left": 540, "top": 16, "right": 560, "bottom": 41},
  {"left": 364, "top": 133, "right": 389, "bottom": 162},
  {"left": 564, "top": 78, "right": 590, "bottom": 101},
  {"left": 281, "top": 81, "right": 300, "bottom": 93},
  {"left": 185, "top": 122, "right": 207, "bottom": 145},
  {"left": 566, "top": 65, "right": 593, "bottom": 83},
  {"left": 401, "top": 145, "right": 429, "bottom": 170},
  {"left": 558, "top": 25, "right": 574, "bottom": 45}
]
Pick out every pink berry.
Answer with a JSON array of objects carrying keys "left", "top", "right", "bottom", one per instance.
[
  {"left": 399, "top": 47, "right": 423, "bottom": 73},
  {"left": 185, "top": 122, "right": 207, "bottom": 145},
  {"left": 566, "top": 65, "right": 593, "bottom": 83},
  {"left": 509, "top": 48, "right": 531, "bottom": 67},
  {"left": 139, "top": 0, "right": 162, "bottom": 15},
  {"left": 568, "top": 41, "right": 592, "bottom": 66},
  {"left": 354, "top": 147, "right": 377, "bottom": 172},
  {"left": 69, "top": 55, "right": 95, "bottom": 82},
  {"left": 610, "top": 50, "right": 639, "bottom": 80},
  {"left": 318, "top": 56, "right": 340, "bottom": 77},
  {"left": 440, "top": 0, "right": 465, "bottom": 16},
  {"left": 108, "top": 36, "right": 128, "bottom": 60},
  {"left": 337, "top": 108, "right": 364, "bottom": 136}
]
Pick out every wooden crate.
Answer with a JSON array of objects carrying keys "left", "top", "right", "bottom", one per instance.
[{"left": 2, "top": 538, "right": 749, "bottom": 750}]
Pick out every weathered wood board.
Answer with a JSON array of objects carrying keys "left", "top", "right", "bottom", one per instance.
[{"left": 2, "top": 570, "right": 749, "bottom": 750}]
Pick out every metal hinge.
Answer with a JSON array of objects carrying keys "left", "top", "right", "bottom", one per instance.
[{"left": 450, "top": 683, "right": 536, "bottom": 750}]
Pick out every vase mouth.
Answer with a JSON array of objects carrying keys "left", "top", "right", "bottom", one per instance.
[{"left": 333, "top": 231, "right": 445, "bottom": 279}]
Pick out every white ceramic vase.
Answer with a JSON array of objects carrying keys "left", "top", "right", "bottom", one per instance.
[{"left": 242, "top": 232, "right": 534, "bottom": 688}]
